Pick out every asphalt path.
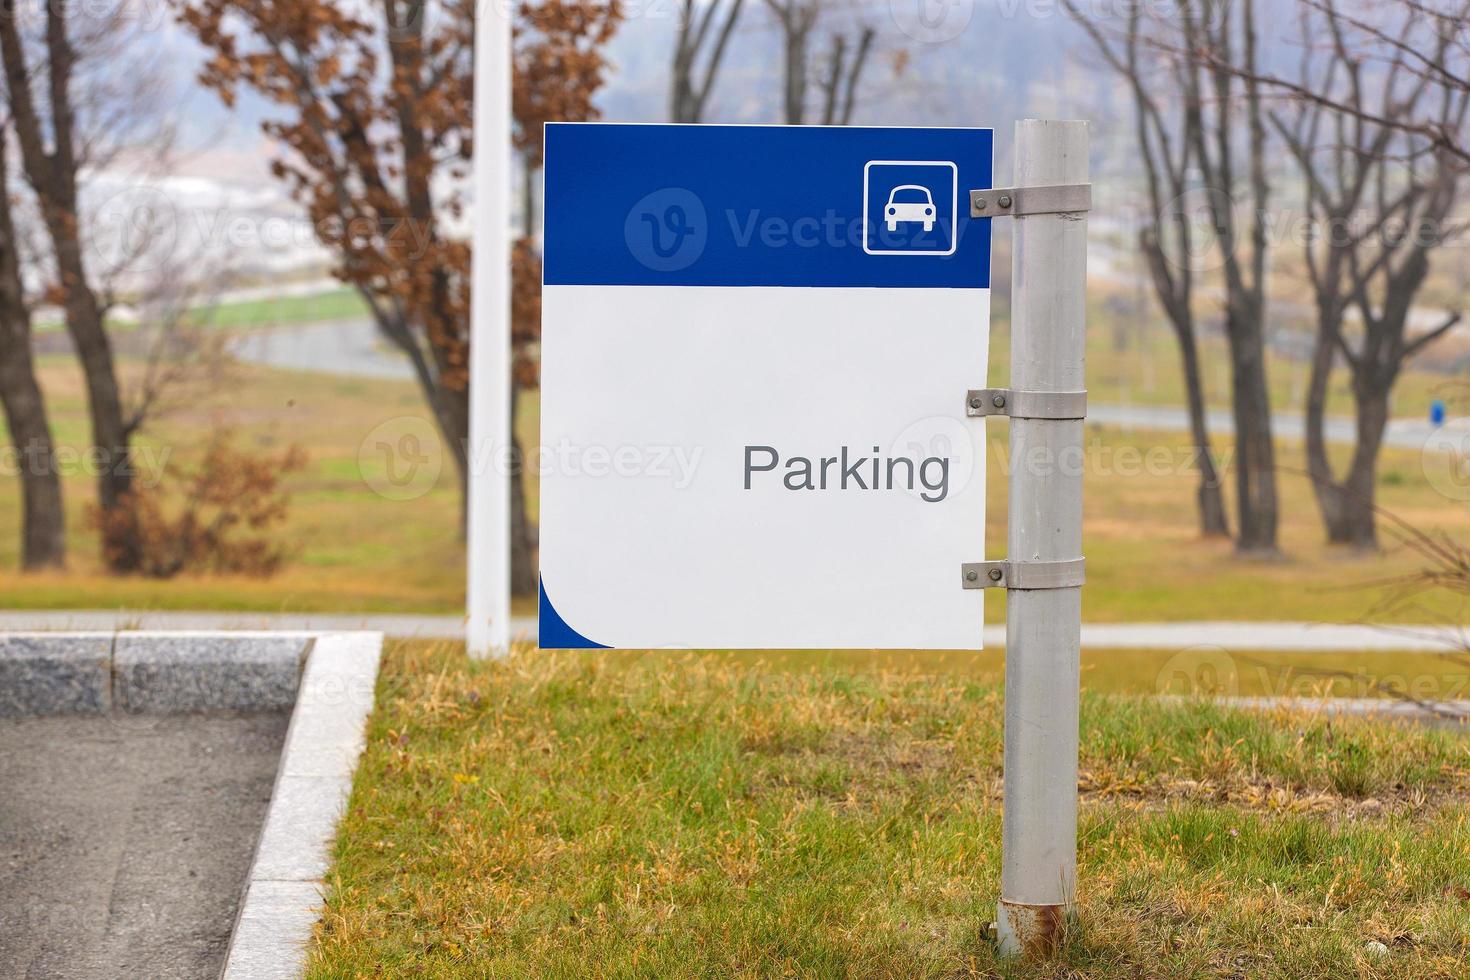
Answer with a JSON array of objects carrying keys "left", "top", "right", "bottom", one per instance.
[{"left": 0, "top": 712, "right": 288, "bottom": 979}]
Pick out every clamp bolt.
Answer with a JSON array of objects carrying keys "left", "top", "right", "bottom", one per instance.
[
  {"left": 965, "top": 569, "right": 979, "bottom": 583},
  {"left": 988, "top": 567, "right": 1004, "bottom": 583},
  {"left": 992, "top": 393, "right": 1007, "bottom": 409},
  {"left": 968, "top": 394, "right": 983, "bottom": 410},
  {"left": 998, "top": 194, "right": 1013, "bottom": 209}
]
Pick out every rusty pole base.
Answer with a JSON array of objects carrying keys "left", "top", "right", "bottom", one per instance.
[{"left": 996, "top": 900, "right": 1074, "bottom": 958}]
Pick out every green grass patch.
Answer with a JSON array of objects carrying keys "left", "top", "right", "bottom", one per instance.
[
  {"left": 193, "top": 287, "right": 369, "bottom": 329},
  {"left": 306, "top": 641, "right": 1470, "bottom": 978}
]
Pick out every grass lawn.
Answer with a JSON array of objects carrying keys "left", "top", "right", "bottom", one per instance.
[
  {"left": 306, "top": 640, "right": 1470, "bottom": 978},
  {"left": 1, "top": 346, "right": 1468, "bottom": 624},
  {"left": 193, "top": 286, "right": 370, "bottom": 329},
  {"left": 714, "top": 646, "right": 1470, "bottom": 703},
  {"left": 0, "top": 356, "right": 472, "bottom": 613}
]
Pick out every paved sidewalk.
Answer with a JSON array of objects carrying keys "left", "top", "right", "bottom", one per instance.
[
  {"left": 1071, "top": 621, "right": 1466, "bottom": 652},
  {"left": 0, "top": 610, "right": 488, "bottom": 641},
  {"left": 0, "top": 611, "right": 1464, "bottom": 652},
  {"left": 1089, "top": 403, "right": 1466, "bottom": 451},
  {"left": 0, "top": 712, "right": 288, "bottom": 979}
]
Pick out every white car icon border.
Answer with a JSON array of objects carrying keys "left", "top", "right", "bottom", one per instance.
[
  {"left": 862, "top": 160, "right": 959, "bottom": 257},
  {"left": 884, "top": 184, "right": 937, "bottom": 232}
]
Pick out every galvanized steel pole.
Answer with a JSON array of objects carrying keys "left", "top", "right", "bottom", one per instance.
[
  {"left": 996, "top": 119, "right": 1088, "bottom": 957},
  {"left": 466, "top": 0, "right": 513, "bottom": 659}
]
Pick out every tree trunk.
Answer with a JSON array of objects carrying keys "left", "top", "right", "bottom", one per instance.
[
  {"left": 1303, "top": 312, "right": 1340, "bottom": 530},
  {"left": 0, "top": 130, "right": 64, "bottom": 571},
  {"left": 1176, "top": 0, "right": 1278, "bottom": 557},
  {"left": 523, "top": 159, "right": 536, "bottom": 239},
  {"left": 0, "top": 0, "right": 137, "bottom": 571},
  {"left": 1176, "top": 325, "right": 1230, "bottom": 537},
  {"left": 1303, "top": 307, "right": 1384, "bottom": 551},
  {"left": 52, "top": 238, "right": 138, "bottom": 571},
  {"left": 508, "top": 387, "right": 538, "bottom": 596},
  {"left": 513, "top": 163, "right": 542, "bottom": 596},
  {"left": 0, "top": 317, "right": 65, "bottom": 571},
  {"left": 671, "top": 2, "right": 696, "bottom": 123},
  {"left": 1313, "top": 475, "right": 1378, "bottom": 549},
  {"left": 1226, "top": 299, "right": 1279, "bottom": 555},
  {"left": 1304, "top": 334, "right": 1385, "bottom": 549},
  {"left": 782, "top": 20, "right": 808, "bottom": 124},
  {"left": 671, "top": 0, "right": 742, "bottom": 123},
  {"left": 1319, "top": 381, "right": 1388, "bottom": 550},
  {"left": 439, "top": 377, "right": 471, "bottom": 535},
  {"left": 1309, "top": 453, "right": 1381, "bottom": 549},
  {"left": 1231, "top": 0, "right": 1280, "bottom": 557}
]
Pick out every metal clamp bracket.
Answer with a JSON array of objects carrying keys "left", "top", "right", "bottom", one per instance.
[
  {"left": 966, "top": 388, "right": 1087, "bottom": 420},
  {"left": 962, "top": 558, "right": 1086, "bottom": 591},
  {"left": 969, "top": 184, "right": 1092, "bottom": 218}
]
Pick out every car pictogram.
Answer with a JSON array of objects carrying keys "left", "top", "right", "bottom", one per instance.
[{"left": 884, "top": 184, "right": 937, "bottom": 232}]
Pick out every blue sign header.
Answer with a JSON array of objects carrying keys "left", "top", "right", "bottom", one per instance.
[{"left": 543, "top": 124, "right": 993, "bottom": 289}]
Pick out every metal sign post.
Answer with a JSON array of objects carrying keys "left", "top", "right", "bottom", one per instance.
[
  {"left": 537, "top": 117, "right": 1088, "bottom": 955},
  {"left": 466, "top": 0, "right": 513, "bottom": 659},
  {"left": 977, "top": 119, "right": 1089, "bottom": 956}
]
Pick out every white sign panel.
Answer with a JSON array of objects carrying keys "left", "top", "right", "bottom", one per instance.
[{"left": 540, "top": 124, "right": 993, "bottom": 649}]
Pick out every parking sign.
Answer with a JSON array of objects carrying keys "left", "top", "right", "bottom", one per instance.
[{"left": 540, "top": 124, "right": 993, "bottom": 649}]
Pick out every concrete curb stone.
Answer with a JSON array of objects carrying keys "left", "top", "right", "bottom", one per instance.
[
  {"left": 221, "top": 631, "right": 383, "bottom": 979},
  {"left": 0, "top": 633, "right": 114, "bottom": 717},
  {"left": 113, "top": 633, "right": 311, "bottom": 714}
]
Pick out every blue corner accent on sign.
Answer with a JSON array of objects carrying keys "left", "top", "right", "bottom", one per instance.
[
  {"left": 538, "top": 579, "right": 608, "bottom": 649},
  {"left": 543, "top": 124, "right": 992, "bottom": 289}
]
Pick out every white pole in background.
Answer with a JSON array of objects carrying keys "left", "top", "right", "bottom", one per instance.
[
  {"left": 996, "top": 119, "right": 1088, "bottom": 956},
  {"left": 466, "top": 0, "right": 513, "bottom": 658}
]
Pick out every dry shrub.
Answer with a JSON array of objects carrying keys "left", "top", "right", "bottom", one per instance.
[{"left": 91, "top": 431, "right": 307, "bottom": 578}]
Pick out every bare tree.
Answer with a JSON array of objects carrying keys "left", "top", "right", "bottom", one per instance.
[
  {"left": 818, "top": 25, "right": 873, "bottom": 125},
  {"left": 124, "top": 262, "right": 233, "bottom": 436},
  {"left": 671, "top": 0, "right": 744, "bottom": 122},
  {"left": 763, "top": 0, "right": 874, "bottom": 125},
  {"left": 1178, "top": 0, "right": 1280, "bottom": 555},
  {"left": 186, "top": 0, "right": 623, "bottom": 597},
  {"left": 182, "top": 0, "right": 479, "bottom": 531},
  {"left": 1220, "top": 0, "right": 1470, "bottom": 169},
  {"left": 0, "top": 123, "right": 64, "bottom": 570},
  {"left": 1066, "top": 0, "right": 1231, "bottom": 538},
  {"left": 1273, "top": 0, "right": 1469, "bottom": 549},
  {"left": 0, "top": 0, "right": 146, "bottom": 569},
  {"left": 763, "top": 0, "right": 817, "bottom": 123},
  {"left": 1076, "top": 0, "right": 1281, "bottom": 552}
]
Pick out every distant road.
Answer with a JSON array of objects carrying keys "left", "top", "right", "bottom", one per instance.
[
  {"left": 227, "top": 317, "right": 415, "bottom": 381},
  {"left": 1089, "top": 404, "right": 1460, "bottom": 451}
]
